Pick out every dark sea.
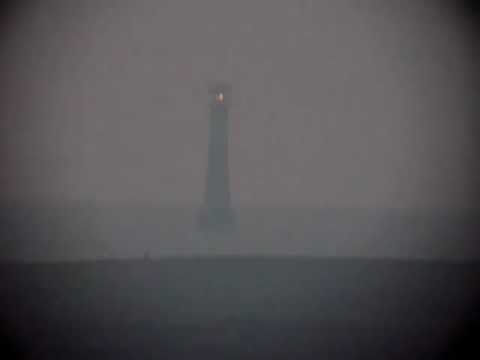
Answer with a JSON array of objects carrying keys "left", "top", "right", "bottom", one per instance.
[{"left": 0, "top": 257, "right": 479, "bottom": 359}]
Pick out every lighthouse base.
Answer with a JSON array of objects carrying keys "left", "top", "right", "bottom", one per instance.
[{"left": 197, "top": 206, "right": 236, "bottom": 234}]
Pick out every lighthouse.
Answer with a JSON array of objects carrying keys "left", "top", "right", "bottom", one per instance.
[{"left": 197, "top": 83, "right": 235, "bottom": 233}]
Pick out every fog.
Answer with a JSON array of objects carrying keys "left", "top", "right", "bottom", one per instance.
[{"left": 0, "top": 0, "right": 478, "bottom": 260}]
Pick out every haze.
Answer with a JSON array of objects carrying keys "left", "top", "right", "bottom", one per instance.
[{"left": 1, "top": 0, "right": 477, "bottom": 209}]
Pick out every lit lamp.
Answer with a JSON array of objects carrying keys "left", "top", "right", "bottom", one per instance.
[{"left": 208, "top": 82, "right": 230, "bottom": 106}]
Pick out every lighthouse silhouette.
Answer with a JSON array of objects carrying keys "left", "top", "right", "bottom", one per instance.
[{"left": 197, "top": 82, "right": 235, "bottom": 233}]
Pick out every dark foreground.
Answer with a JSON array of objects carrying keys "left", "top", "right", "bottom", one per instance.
[{"left": 0, "top": 257, "right": 479, "bottom": 359}]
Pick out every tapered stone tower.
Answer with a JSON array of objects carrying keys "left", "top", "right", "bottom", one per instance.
[{"left": 197, "top": 83, "right": 235, "bottom": 233}]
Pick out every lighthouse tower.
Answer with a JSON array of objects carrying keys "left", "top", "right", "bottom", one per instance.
[{"left": 197, "top": 83, "right": 235, "bottom": 233}]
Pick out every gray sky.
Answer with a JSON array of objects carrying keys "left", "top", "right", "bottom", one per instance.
[{"left": 1, "top": 0, "right": 477, "bottom": 208}]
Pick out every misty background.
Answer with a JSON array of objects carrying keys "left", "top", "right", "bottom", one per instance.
[{"left": 0, "top": 0, "right": 478, "bottom": 260}]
